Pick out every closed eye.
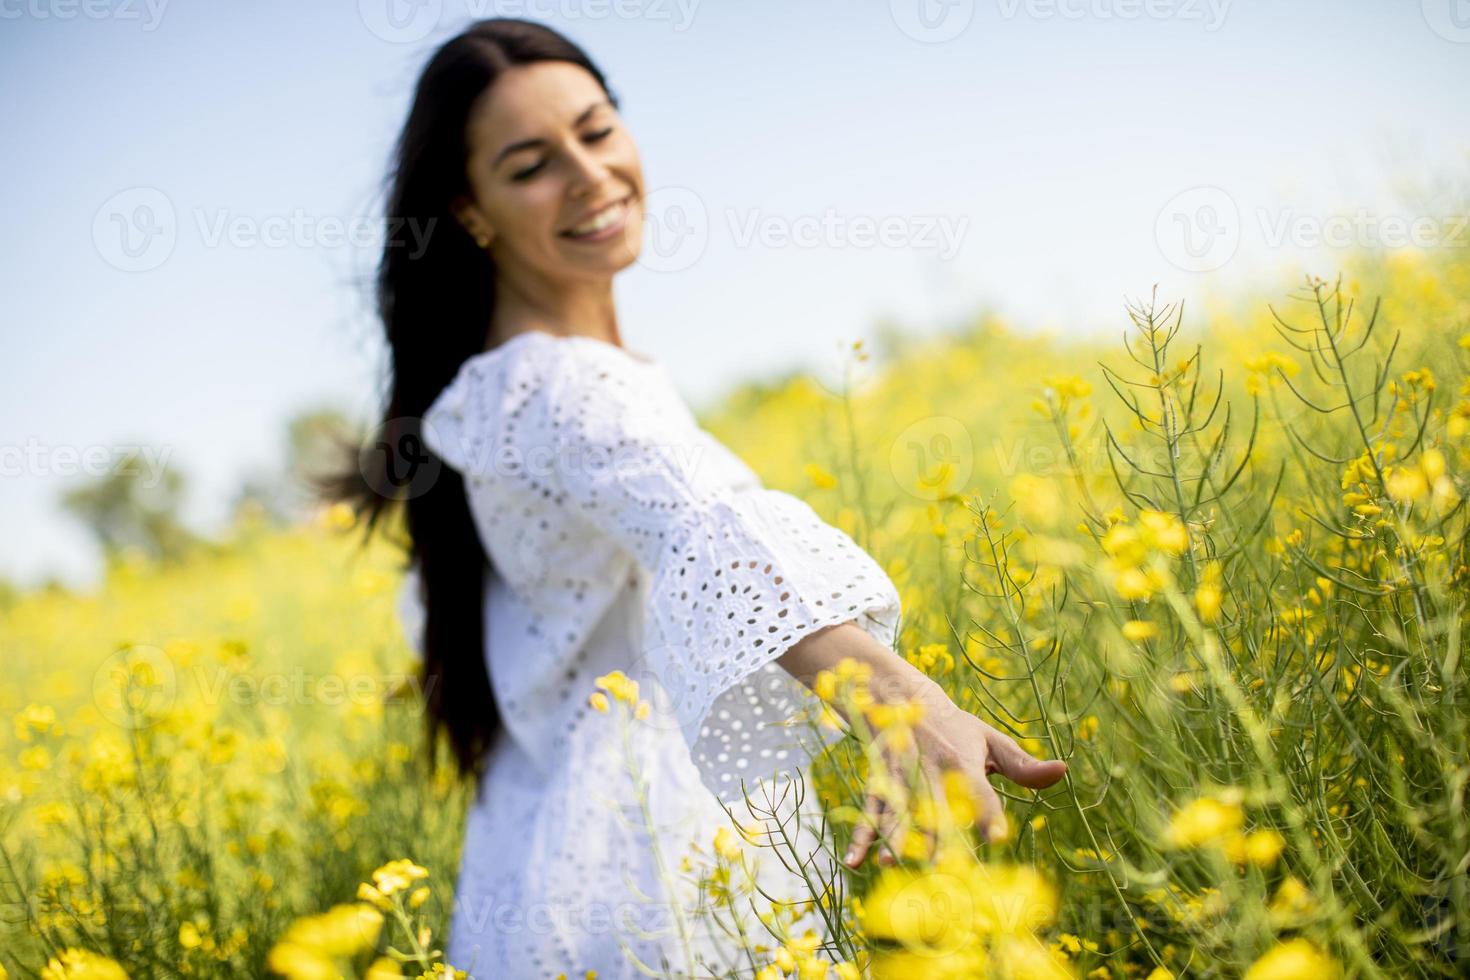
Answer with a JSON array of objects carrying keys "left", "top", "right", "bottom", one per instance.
[{"left": 511, "top": 127, "right": 616, "bottom": 182}]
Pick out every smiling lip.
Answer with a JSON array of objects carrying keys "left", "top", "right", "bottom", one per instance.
[{"left": 560, "top": 196, "right": 633, "bottom": 242}]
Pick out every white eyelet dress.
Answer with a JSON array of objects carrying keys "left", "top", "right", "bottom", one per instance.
[{"left": 396, "top": 331, "right": 903, "bottom": 979}]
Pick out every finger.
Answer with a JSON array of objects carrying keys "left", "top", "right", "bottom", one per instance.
[
  {"left": 986, "top": 730, "right": 1069, "bottom": 790},
  {"left": 919, "top": 760, "right": 944, "bottom": 861},
  {"left": 845, "top": 791, "right": 884, "bottom": 868},
  {"left": 973, "top": 771, "right": 1010, "bottom": 844},
  {"left": 877, "top": 796, "right": 902, "bottom": 866}
]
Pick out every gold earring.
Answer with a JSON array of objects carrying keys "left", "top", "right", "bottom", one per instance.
[{"left": 473, "top": 233, "right": 490, "bottom": 249}]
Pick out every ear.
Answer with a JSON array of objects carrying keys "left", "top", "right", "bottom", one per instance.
[{"left": 451, "top": 195, "right": 493, "bottom": 243}]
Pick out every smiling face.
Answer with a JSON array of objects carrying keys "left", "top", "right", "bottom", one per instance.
[{"left": 452, "top": 61, "right": 645, "bottom": 287}]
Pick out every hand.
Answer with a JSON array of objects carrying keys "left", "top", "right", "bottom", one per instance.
[{"left": 843, "top": 680, "right": 1067, "bottom": 868}]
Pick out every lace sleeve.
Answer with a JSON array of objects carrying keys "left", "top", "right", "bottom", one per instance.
[
  {"left": 541, "top": 345, "right": 904, "bottom": 804},
  {"left": 396, "top": 561, "right": 426, "bottom": 662}
]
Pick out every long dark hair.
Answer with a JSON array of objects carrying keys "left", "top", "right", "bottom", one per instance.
[{"left": 317, "top": 19, "right": 619, "bottom": 786}]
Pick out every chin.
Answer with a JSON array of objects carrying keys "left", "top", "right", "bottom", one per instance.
[
  {"left": 559, "top": 225, "right": 645, "bottom": 276},
  {"left": 556, "top": 247, "right": 640, "bottom": 281}
]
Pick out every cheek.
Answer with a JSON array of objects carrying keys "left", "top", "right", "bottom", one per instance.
[{"left": 489, "top": 182, "right": 565, "bottom": 245}]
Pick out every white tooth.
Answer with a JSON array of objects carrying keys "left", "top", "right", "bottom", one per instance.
[{"left": 570, "top": 202, "right": 623, "bottom": 236}]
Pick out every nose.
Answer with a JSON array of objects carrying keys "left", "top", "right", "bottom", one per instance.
[{"left": 566, "top": 139, "right": 613, "bottom": 199}]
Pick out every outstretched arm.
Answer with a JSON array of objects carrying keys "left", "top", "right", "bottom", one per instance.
[{"left": 776, "top": 621, "right": 1069, "bottom": 867}]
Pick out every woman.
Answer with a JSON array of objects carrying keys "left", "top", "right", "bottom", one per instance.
[{"left": 335, "top": 18, "right": 1067, "bottom": 978}]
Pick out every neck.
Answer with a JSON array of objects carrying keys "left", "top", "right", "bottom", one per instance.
[{"left": 485, "top": 272, "right": 622, "bottom": 350}]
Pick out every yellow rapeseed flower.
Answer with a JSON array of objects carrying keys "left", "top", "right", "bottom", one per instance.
[
  {"left": 356, "top": 882, "right": 389, "bottom": 909},
  {"left": 1121, "top": 620, "right": 1158, "bottom": 642},
  {"left": 865, "top": 698, "right": 926, "bottom": 752},
  {"left": 1110, "top": 564, "right": 1163, "bottom": 600},
  {"left": 1042, "top": 373, "right": 1093, "bottom": 404},
  {"left": 370, "top": 859, "right": 428, "bottom": 897},
  {"left": 1101, "top": 523, "right": 1146, "bottom": 564},
  {"left": 814, "top": 670, "right": 838, "bottom": 702},
  {"left": 1421, "top": 447, "right": 1446, "bottom": 482},
  {"left": 365, "top": 958, "right": 403, "bottom": 979},
  {"left": 270, "top": 903, "right": 384, "bottom": 969},
  {"left": 990, "top": 933, "right": 1076, "bottom": 979},
  {"left": 713, "top": 826, "right": 741, "bottom": 861},
  {"left": 1138, "top": 510, "right": 1189, "bottom": 554},
  {"left": 1267, "top": 876, "right": 1317, "bottom": 928},
  {"left": 1194, "top": 560, "right": 1223, "bottom": 623},
  {"left": 266, "top": 943, "right": 335, "bottom": 980},
  {"left": 1163, "top": 793, "right": 1244, "bottom": 849},
  {"left": 594, "top": 670, "right": 640, "bottom": 705},
  {"left": 1222, "top": 828, "right": 1285, "bottom": 868},
  {"left": 40, "top": 950, "right": 129, "bottom": 980},
  {"left": 910, "top": 642, "right": 955, "bottom": 675},
  {"left": 1384, "top": 464, "right": 1429, "bottom": 502},
  {"left": 805, "top": 462, "right": 839, "bottom": 489},
  {"left": 1010, "top": 474, "right": 1064, "bottom": 527},
  {"left": 1243, "top": 938, "right": 1340, "bottom": 979},
  {"left": 13, "top": 703, "right": 57, "bottom": 742},
  {"left": 862, "top": 855, "right": 1058, "bottom": 955},
  {"left": 319, "top": 501, "right": 358, "bottom": 531}
]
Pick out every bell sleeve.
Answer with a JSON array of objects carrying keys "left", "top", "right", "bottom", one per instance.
[{"left": 538, "top": 346, "right": 903, "bottom": 804}]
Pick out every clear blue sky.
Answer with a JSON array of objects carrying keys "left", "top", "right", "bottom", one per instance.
[{"left": 2, "top": 0, "right": 1467, "bottom": 589}]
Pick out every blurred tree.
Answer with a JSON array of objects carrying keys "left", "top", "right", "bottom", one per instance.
[
  {"left": 221, "top": 407, "right": 361, "bottom": 532},
  {"left": 285, "top": 407, "right": 361, "bottom": 513},
  {"left": 228, "top": 470, "right": 294, "bottom": 529},
  {"left": 59, "top": 449, "right": 202, "bottom": 563}
]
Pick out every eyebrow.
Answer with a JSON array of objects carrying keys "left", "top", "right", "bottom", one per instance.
[{"left": 491, "top": 100, "right": 613, "bottom": 167}]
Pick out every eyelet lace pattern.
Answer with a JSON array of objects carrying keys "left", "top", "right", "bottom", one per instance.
[{"left": 396, "top": 331, "right": 902, "bottom": 977}]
